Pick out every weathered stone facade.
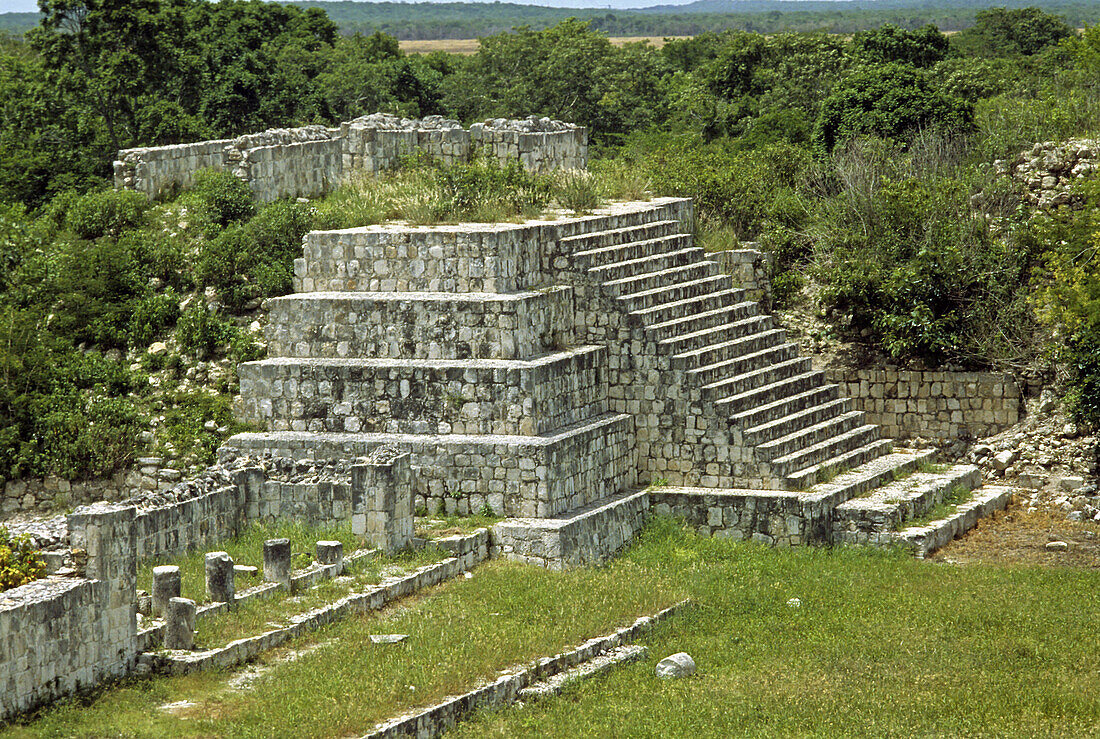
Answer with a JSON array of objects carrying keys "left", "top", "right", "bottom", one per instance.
[
  {"left": 823, "top": 368, "right": 1021, "bottom": 442},
  {"left": 115, "top": 115, "right": 587, "bottom": 202}
]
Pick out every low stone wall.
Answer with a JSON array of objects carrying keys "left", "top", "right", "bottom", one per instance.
[
  {"left": 116, "top": 115, "right": 586, "bottom": 202},
  {"left": 649, "top": 487, "right": 812, "bottom": 547},
  {"left": 2, "top": 457, "right": 182, "bottom": 517},
  {"left": 492, "top": 488, "right": 649, "bottom": 569},
  {"left": 823, "top": 368, "right": 1021, "bottom": 442},
  {"left": 132, "top": 483, "right": 243, "bottom": 561},
  {"left": 0, "top": 505, "right": 137, "bottom": 720}
]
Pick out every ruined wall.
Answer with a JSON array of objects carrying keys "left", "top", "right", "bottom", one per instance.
[
  {"left": 823, "top": 368, "right": 1021, "bottom": 442},
  {"left": 116, "top": 115, "right": 587, "bottom": 202}
]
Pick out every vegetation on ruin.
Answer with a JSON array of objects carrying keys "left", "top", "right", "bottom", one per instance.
[
  {"left": 6, "top": 517, "right": 1100, "bottom": 736},
  {"left": 0, "top": 1, "right": 1098, "bottom": 481},
  {"left": 136, "top": 519, "right": 451, "bottom": 646},
  {"left": 0, "top": 526, "right": 45, "bottom": 591}
]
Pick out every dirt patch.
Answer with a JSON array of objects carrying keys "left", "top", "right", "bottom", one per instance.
[{"left": 932, "top": 498, "right": 1100, "bottom": 569}]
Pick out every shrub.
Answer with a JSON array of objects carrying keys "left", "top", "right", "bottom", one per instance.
[
  {"left": 65, "top": 188, "right": 150, "bottom": 240},
  {"left": 436, "top": 159, "right": 552, "bottom": 218},
  {"left": 129, "top": 288, "right": 181, "bottom": 348},
  {"left": 188, "top": 169, "right": 255, "bottom": 235},
  {"left": 0, "top": 527, "right": 45, "bottom": 592},
  {"left": 195, "top": 199, "right": 312, "bottom": 311},
  {"left": 176, "top": 299, "right": 233, "bottom": 359},
  {"left": 814, "top": 64, "right": 974, "bottom": 152}
]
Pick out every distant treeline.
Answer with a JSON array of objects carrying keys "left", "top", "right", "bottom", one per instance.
[{"left": 3, "top": 1, "right": 1100, "bottom": 40}]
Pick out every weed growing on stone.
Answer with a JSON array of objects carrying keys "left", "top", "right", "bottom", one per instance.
[{"left": 907, "top": 483, "right": 974, "bottom": 528}]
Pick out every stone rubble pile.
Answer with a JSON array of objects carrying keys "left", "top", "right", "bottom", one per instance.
[
  {"left": 996, "top": 139, "right": 1099, "bottom": 207},
  {"left": 477, "top": 115, "right": 581, "bottom": 132},
  {"left": 346, "top": 113, "right": 463, "bottom": 131}
]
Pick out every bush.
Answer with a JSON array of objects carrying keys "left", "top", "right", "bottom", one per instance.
[
  {"left": 188, "top": 169, "right": 255, "bottom": 234},
  {"left": 195, "top": 199, "right": 312, "bottom": 311},
  {"left": 643, "top": 139, "right": 812, "bottom": 237},
  {"left": 1033, "top": 177, "right": 1100, "bottom": 425},
  {"left": 814, "top": 64, "right": 974, "bottom": 152},
  {"left": 176, "top": 299, "right": 233, "bottom": 359},
  {"left": 0, "top": 527, "right": 45, "bottom": 592},
  {"left": 436, "top": 159, "right": 552, "bottom": 218},
  {"left": 129, "top": 288, "right": 181, "bottom": 348},
  {"left": 813, "top": 173, "right": 1037, "bottom": 364},
  {"left": 66, "top": 188, "right": 150, "bottom": 240}
]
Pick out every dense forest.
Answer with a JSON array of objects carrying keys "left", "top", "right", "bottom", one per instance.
[
  {"left": 5, "top": 0, "right": 1100, "bottom": 39},
  {"left": 0, "top": 1, "right": 1098, "bottom": 485}
]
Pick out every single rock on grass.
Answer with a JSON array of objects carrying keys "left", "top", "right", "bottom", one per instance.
[{"left": 655, "top": 652, "right": 696, "bottom": 679}]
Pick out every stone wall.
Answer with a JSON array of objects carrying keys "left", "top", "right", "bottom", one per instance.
[
  {"left": 823, "top": 368, "right": 1021, "bottom": 442},
  {"left": 0, "top": 505, "right": 138, "bottom": 720},
  {"left": 2, "top": 457, "right": 182, "bottom": 517},
  {"left": 224, "top": 412, "right": 637, "bottom": 519},
  {"left": 491, "top": 489, "right": 649, "bottom": 569},
  {"left": 235, "top": 346, "right": 608, "bottom": 436},
  {"left": 263, "top": 287, "right": 575, "bottom": 361},
  {"left": 116, "top": 115, "right": 586, "bottom": 202},
  {"left": 711, "top": 245, "right": 772, "bottom": 308},
  {"left": 649, "top": 487, "right": 813, "bottom": 547}
]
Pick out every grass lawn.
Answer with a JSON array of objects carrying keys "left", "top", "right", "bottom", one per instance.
[{"left": 5, "top": 517, "right": 1100, "bottom": 738}]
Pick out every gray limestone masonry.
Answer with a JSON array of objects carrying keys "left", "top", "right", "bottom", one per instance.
[
  {"left": 823, "top": 368, "right": 1021, "bottom": 442},
  {"left": 115, "top": 115, "right": 587, "bottom": 201}
]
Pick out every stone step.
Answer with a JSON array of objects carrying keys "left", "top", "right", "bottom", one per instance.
[
  {"left": 705, "top": 360, "right": 818, "bottom": 412},
  {"left": 616, "top": 273, "right": 730, "bottom": 313},
  {"left": 687, "top": 343, "right": 800, "bottom": 387},
  {"left": 647, "top": 301, "right": 761, "bottom": 344},
  {"left": 832, "top": 465, "right": 983, "bottom": 543},
  {"left": 629, "top": 288, "right": 747, "bottom": 327},
  {"left": 772, "top": 423, "right": 883, "bottom": 480},
  {"left": 783, "top": 437, "right": 895, "bottom": 491},
  {"left": 671, "top": 328, "right": 788, "bottom": 371},
  {"left": 741, "top": 395, "right": 851, "bottom": 447},
  {"left": 557, "top": 203, "right": 683, "bottom": 241},
  {"left": 757, "top": 411, "right": 866, "bottom": 463},
  {"left": 657, "top": 315, "right": 774, "bottom": 356},
  {"left": 732, "top": 384, "right": 840, "bottom": 432},
  {"left": 802, "top": 449, "right": 939, "bottom": 507},
  {"left": 565, "top": 221, "right": 682, "bottom": 257},
  {"left": 236, "top": 347, "right": 608, "bottom": 437},
  {"left": 588, "top": 246, "right": 703, "bottom": 283},
  {"left": 263, "top": 288, "right": 573, "bottom": 360},
  {"left": 492, "top": 488, "right": 650, "bottom": 569},
  {"left": 895, "top": 486, "right": 1015, "bottom": 558},
  {"left": 604, "top": 261, "right": 719, "bottom": 299},
  {"left": 575, "top": 234, "right": 693, "bottom": 272},
  {"left": 221, "top": 412, "right": 638, "bottom": 520}
]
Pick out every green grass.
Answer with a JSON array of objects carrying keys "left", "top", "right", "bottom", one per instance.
[
  {"left": 906, "top": 484, "right": 975, "bottom": 528},
  {"left": 452, "top": 518, "right": 1100, "bottom": 738},
  {"left": 5, "top": 554, "right": 681, "bottom": 739},
  {"left": 8, "top": 517, "right": 1100, "bottom": 738},
  {"left": 136, "top": 521, "right": 364, "bottom": 605}
]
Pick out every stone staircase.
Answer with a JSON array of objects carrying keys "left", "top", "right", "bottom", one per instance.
[
  {"left": 555, "top": 201, "right": 889, "bottom": 491},
  {"left": 223, "top": 197, "right": 1010, "bottom": 565}
]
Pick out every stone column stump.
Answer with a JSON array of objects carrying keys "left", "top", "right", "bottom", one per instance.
[
  {"left": 351, "top": 448, "right": 414, "bottom": 553},
  {"left": 263, "top": 538, "right": 292, "bottom": 589},
  {"left": 151, "top": 565, "right": 181, "bottom": 618},
  {"left": 205, "top": 552, "right": 235, "bottom": 604},
  {"left": 165, "top": 597, "right": 197, "bottom": 650}
]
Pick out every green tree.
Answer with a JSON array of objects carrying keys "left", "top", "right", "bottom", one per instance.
[
  {"left": 814, "top": 63, "right": 973, "bottom": 152},
  {"left": 954, "top": 7, "right": 1075, "bottom": 57},
  {"left": 852, "top": 24, "right": 948, "bottom": 68}
]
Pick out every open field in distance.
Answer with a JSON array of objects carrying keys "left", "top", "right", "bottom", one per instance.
[{"left": 399, "top": 35, "right": 690, "bottom": 54}]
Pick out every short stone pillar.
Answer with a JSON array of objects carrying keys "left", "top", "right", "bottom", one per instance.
[
  {"left": 352, "top": 449, "right": 414, "bottom": 553},
  {"left": 151, "top": 565, "right": 181, "bottom": 618},
  {"left": 164, "top": 597, "right": 197, "bottom": 650},
  {"left": 263, "top": 538, "right": 292, "bottom": 589},
  {"left": 316, "top": 540, "right": 343, "bottom": 567},
  {"left": 205, "top": 552, "right": 235, "bottom": 604}
]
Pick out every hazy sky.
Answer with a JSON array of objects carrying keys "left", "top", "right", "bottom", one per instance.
[{"left": 1, "top": 0, "right": 709, "bottom": 13}]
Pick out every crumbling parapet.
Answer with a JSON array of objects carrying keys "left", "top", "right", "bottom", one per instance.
[{"left": 351, "top": 449, "right": 414, "bottom": 552}]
